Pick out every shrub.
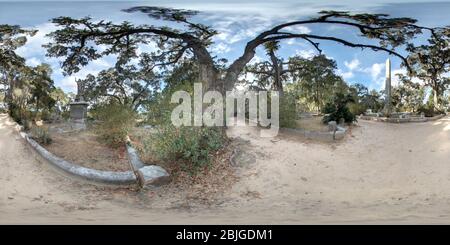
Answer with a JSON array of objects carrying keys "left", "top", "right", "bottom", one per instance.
[
  {"left": 8, "top": 106, "right": 33, "bottom": 130},
  {"left": 254, "top": 92, "right": 297, "bottom": 128},
  {"left": 92, "top": 102, "right": 137, "bottom": 148},
  {"left": 417, "top": 104, "right": 443, "bottom": 117},
  {"left": 348, "top": 102, "right": 367, "bottom": 116},
  {"left": 322, "top": 92, "right": 356, "bottom": 124},
  {"left": 279, "top": 94, "right": 298, "bottom": 128},
  {"left": 142, "top": 125, "right": 226, "bottom": 174},
  {"left": 30, "top": 126, "right": 52, "bottom": 145},
  {"left": 145, "top": 83, "right": 194, "bottom": 126},
  {"left": 34, "top": 110, "right": 52, "bottom": 122}
]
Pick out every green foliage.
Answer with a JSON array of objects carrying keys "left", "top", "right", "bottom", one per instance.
[
  {"left": 279, "top": 94, "right": 297, "bottom": 128},
  {"left": 348, "top": 102, "right": 367, "bottom": 116},
  {"left": 145, "top": 82, "right": 194, "bottom": 126},
  {"left": 322, "top": 92, "right": 356, "bottom": 124},
  {"left": 30, "top": 126, "right": 52, "bottom": 145},
  {"left": 417, "top": 92, "right": 444, "bottom": 117},
  {"left": 406, "top": 28, "right": 450, "bottom": 109},
  {"left": 391, "top": 80, "right": 426, "bottom": 113},
  {"left": 290, "top": 54, "right": 344, "bottom": 112},
  {"left": 81, "top": 62, "right": 158, "bottom": 111},
  {"left": 417, "top": 104, "right": 436, "bottom": 117},
  {"left": 1, "top": 25, "right": 36, "bottom": 71},
  {"left": 5, "top": 64, "right": 59, "bottom": 125},
  {"left": 348, "top": 83, "right": 384, "bottom": 114},
  {"left": 142, "top": 125, "right": 226, "bottom": 174},
  {"left": 92, "top": 102, "right": 137, "bottom": 147}
]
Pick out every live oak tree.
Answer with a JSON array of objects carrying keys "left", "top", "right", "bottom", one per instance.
[
  {"left": 7, "top": 64, "right": 56, "bottom": 122},
  {"left": 27, "top": 64, "right": 55, "bottom": 112},
  {"left": 0, "top": 25, "right": 35, "bottom": 72},
  {"left": 349, "top": 83, "right": 384, "bottom": 113},
  {"left": 391, "top": 78, "right": 426, "bottom": 113},
  {"left": 45, "top": 7, "right": 435, "bottom": 96},
  {"left": 1, "top": 25, "right": 66, "bottom": 123},
  {"left": 405, "top": 28, "right": 450, "bottom": 110},
  {"left": 1, "top": 25, "right": 57, "bottom": 121},
  {"left": 289, "top": 55, "right": 345, "bottom": 112},
  {"left": 81, "top": 61, "right": 159, "bottom": 111},
  {"left": 163, "top": 58, "right": 199, "bottom": 91},
  {"left": 1, "top": 25, "right": 36, "bottom": 105},
  {"left": 245, "top": 41, "right": 291, "bottom": 95}
]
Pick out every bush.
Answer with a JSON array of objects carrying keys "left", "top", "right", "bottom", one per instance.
[
  {"left": 279, "top": 94, "right": 298, "bottom": 128},
  {"left": 92, "top": 102, "right": 137, "bottom": 148},
  {"left": 255, "top": 92, "right": 297, "bottom": 128},
  {"left": 322, "top": 92, "right": 356, "bottom": 124},
  {"left": 30, "top": 126, "right": 52, "bottom": 145},
  {"left": 417, "top": 104, "right": 443, "bottom": 117},
  {"left": 348, "top": 102, "right": 367, "bottom": 116},
  {"left": 142, "top": 125, "right": 226, "bottom": 174},
  {"left": 34, "top": 110, "right": 52, "bottom": 122},
  {"left": 145, "top": 83, "right": 194, "bottom": 126}
]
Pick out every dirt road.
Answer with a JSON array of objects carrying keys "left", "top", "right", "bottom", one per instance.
[{"left": 1, "top": 113, "right": 450, "bottom": 224}]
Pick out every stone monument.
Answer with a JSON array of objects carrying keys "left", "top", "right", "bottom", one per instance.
[
  {"left": 69, "top": 79, "right": 88, "bottom": 129},
  {"left": 382, "top": 58, "right": 392, "bottom": 116}
]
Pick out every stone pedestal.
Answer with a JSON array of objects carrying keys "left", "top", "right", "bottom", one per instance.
[
  {"left": 69, "top": 101, "right": 88, "bottom": 120},
  {"left": 69, "top": 101, "right": 88, "bottom": 130}
]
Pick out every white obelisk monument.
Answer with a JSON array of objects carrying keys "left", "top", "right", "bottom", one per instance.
[{"left": 382, "top": 58, "right": 392, "bottom": 116}]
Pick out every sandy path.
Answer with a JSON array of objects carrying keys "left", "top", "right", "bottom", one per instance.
[{"left": 1, "top": 113, "right": 450, "bottom": 224}]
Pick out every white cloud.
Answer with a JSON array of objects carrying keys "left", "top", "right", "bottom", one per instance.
[
  {"left": 344, "top": 58, "right": 360, "bottom": 71},
  {"left": 59, "top": 76, "right": 78, "bottom": 91},
  {"left": 25, "top": 57, "right": 42, "bottom": 67},
  {"left": 295, "top": 49, "right": 316, "bottom": 59},
  {"left": 209, "top": 15, "right": 274, "bottom": 45},
  {"left": 58, "top": 66, "right": 105, "bottom": 92},
  {"left": 211, "top": 42, "right": 231, "bottom": 54},
  {"left": 391, "top": 68, "right": 424, "bottom": 87},
  {"left": 249, "top": 54, "right": 263, "bottom": 65},
  {"left": 359, "top": 62, "right": 384, "bottom": 90},
  {"left": 362, "top": 63, "right": 384, "bottom": 81},
  {"left": 282, "top": 25, "right": 311, "bottom": 34},
  {"left": 16, "top": 22, "right": 57, "bottom": 59},
  {"left": 338, "top": 69, "right": 354, "bottom": 79},
  {"left": 337, "top": 58, "right": 360, "bottom": 81}
]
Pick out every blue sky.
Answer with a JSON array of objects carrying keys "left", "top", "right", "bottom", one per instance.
[{"left": 1, "top": 0, "right": 449, "bottom": 92}]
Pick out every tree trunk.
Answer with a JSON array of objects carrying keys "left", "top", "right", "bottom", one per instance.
[
  {"left": 190, "top": 43, "right": 219, "bottom": 93},
  {"left": 268, "top": 49, "right": 284, "bottom": 97},
  {"left": 432, "top": 79, "right": 440, "bottom": 111},
  {"left": 433, "top": 87, "right": 442, "bottom": 112},
  {"left": 222, "top": 40, "right": 260, "bottom": 93}
]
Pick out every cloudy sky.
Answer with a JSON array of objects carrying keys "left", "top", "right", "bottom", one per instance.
[{"left": 1, "top": 0, "right": 449, "bottom": 92}]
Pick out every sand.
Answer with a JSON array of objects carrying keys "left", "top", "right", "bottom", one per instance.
[
  {"left": 1, "top": 113, "right": 450, "bottom": 224},
  {"left": 44, "top": 128, "right": 130, "bottom": 172}
]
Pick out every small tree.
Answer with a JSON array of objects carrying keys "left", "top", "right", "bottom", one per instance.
[
  {"left": 1, "top": 25, "right": 36, "bottom": 112},
  {"left": 92, "top": 102, "right": 137, "bottom": 147},
  {"left": 245, "top": 41, "right": 292, "bottom": 95},
  {"left": 290, "top": 55, "right": 344, "bottom": 112},
  {"left": 322, "top": 92, "right": 356, "bottom": 124},
  {"left": 391, "top": 77, "right": 425, "bottom": 113},
  {"left": 406, "top": 28, "right": 450, "bottom": 110}
]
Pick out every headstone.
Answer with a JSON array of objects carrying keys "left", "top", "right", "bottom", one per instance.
[
  {"left": 328, "top": 121, "right": 337, "bottom": 132},
  {"left": 69, "top": 102, "right": 88, "bottom": 120},
  {"left": 69, "top": 79, "right": 89, "bottom": 130}
]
